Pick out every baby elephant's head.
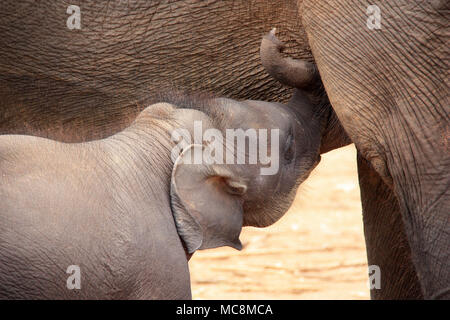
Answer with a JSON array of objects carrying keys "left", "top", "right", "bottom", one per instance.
[{"left": 168, "top": 94, "right": 322, "bottom": 254}]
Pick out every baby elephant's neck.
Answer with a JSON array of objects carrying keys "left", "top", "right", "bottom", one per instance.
[{"left": 100, "top": 115, "right": 178, "bottom": 199}]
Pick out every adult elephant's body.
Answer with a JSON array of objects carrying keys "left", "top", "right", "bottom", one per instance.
[
  {"left": 0, "top": 0, "right": 443, "bottom": 299},
  {"left": 303, "top": 0, "right": 449, "bottom": 299},
  {"left": 0, "top": 0, "right": 309, "bottom": 141}
]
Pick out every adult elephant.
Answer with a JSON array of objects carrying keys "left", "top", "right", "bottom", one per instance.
[
  {"left": 0, "top": 0, "right": 439, "bottom": 299},
  {"left": 0, "top": 0, "right": 311, "bottom": 142},
  {"left": 301, "top": 0, "right": 449, "bottom": 299},
  {"left": 0, "top": 0, "right": 348, "bottom": 298}
]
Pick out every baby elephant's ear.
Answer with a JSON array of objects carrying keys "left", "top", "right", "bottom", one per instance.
[{"left": 170, "top": 144, "right": 246, "bottom": 254}]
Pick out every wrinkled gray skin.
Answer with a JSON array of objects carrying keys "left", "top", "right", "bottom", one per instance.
[
  {"left": 0, "top": 0, "right": 311, "bottom": 142},
  {"left": 0, "top": 0, "right": 438, "bottom": 300},
  {"left": 0, "top": 51, "right": 325, "bottom": 299},
  {"left": 0, "top": 0, "right": 346, "bottom": 299},
  {"left": 303, "top": 0, "right": 449, "bottom": 299}
]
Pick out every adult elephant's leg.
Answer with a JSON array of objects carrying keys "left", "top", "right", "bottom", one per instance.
[
  {"left": 303, "top": 0, "right": 449, "bottom": 298},
  {"left": 358, "top": 153, "right": 423, "bottom": 299}
]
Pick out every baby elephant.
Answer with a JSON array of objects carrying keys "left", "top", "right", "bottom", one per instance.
[{"left": 0, "top": 31, "right": 327, "bottom": 299}]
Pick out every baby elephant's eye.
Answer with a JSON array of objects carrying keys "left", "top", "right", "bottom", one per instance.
[
  {"left": 284, "top": 132, "right": 295, "bottom": 162},
  {"left": 226, "top": 180, "right": 247, "bottom": 196}
]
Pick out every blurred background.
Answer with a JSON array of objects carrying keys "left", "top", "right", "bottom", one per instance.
[{"left": 189, "top": 144, "right": 369, "bottom": 299}]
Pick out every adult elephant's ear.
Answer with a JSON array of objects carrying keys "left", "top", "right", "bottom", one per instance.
[{"left": 170, "top": 144, "right": 246, "bottom": 254}]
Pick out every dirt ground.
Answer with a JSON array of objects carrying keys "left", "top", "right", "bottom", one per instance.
[{"left": 189, "top": 144, "right": 370, "bottom": 299}]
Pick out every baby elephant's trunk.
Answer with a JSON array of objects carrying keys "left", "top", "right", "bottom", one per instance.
[
  {"left": 260, "top": 28, "right": 319, "bottom": 90},
  {"left": 260, "top": 29, "right": 351, "bottom": 155}
]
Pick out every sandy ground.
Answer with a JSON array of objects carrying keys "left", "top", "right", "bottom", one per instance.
[{"left": 189, "top": 144, "right": 370, "bottom": 299}]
